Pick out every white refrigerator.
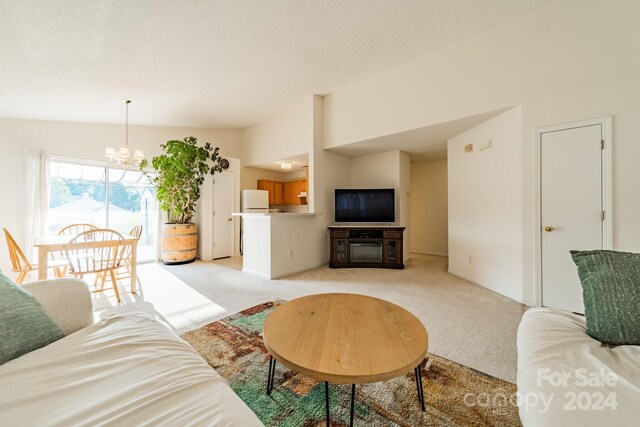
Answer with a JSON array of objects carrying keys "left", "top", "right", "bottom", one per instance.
[{"left": 241, "top": 190, "right": 269, "bottom": 213}]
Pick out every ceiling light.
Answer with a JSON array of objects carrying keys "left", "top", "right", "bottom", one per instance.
[
  {"left": 280, "top": 162, "right": 292, "bottom": 169},
  {"left": 105, "top": 100, "right": 145, "bottom": 169}
]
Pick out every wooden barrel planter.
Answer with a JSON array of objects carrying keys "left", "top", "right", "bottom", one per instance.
[{"left": 161, "top": 223, "right": 197, "bottom": 265}]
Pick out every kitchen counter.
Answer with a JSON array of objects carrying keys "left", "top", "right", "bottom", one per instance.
[{"left": 239, "top": 212, "right": 324, "bottom": 279}]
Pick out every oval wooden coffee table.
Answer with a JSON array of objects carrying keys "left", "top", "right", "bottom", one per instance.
[{"left": 263, "top": 293, "right": 429, "bottom": 426}]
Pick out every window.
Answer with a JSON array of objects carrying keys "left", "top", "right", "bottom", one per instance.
[{"left": 48, "top": 160, "right": 158, "bottom": 262}]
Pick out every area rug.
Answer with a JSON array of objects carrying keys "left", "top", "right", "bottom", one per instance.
[{"left": 181, "top": 300, "right": 521, "bottom": 427}]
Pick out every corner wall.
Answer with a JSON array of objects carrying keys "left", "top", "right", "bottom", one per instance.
[
  {"left": 309, "top": 96, "right": 351, "bottom": 263},
  {"left": 447, "top": 107, "right": 522, "bottom": 302},
  {"left": 242, "top": 102, "right": 312, "bottom": 167}
]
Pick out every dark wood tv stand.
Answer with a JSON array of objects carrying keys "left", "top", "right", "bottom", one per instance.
[{"left": 328, "top": 226, "right": 405, "bottom": 269}]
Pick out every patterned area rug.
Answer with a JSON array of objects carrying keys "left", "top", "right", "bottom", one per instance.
[{"left": 181, "top": 300, "right": 521, "bottom": 427}]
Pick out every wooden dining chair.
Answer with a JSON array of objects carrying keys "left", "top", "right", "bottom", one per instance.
[
  {"left": 98, "top": 225, "right": 142, "bottom": 289},
  {"left": 52, "top": 224, "right": 98, "bottom": 277},
  {"left": 65, "top": 229, "right": 126, "bottom": 303},
  {"left": 3, "top": 228, "right": 66, "bottom": 284},
  {"left": 58, "top": 223, "right": 98, "bottom": 236}
]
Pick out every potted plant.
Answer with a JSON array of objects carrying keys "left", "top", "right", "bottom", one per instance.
[{"left": 141, "top": 136, "right": 223, "bottom": 264}]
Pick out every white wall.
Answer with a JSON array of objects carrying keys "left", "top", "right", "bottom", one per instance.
[
  {"left": 322, "top": 0, "right": 640, "bottom": 304},
  {"left": 350, "top": 151, "right": 399, "bottom": 188},
  {"left": 242, "top": 102, "right": 312, "bottom": 167},
  {"left": 285, "top": 169, "right": 307, "bottom": 181},
  {"left": 0, "top": 117, "right": 242, "bottom": 275},
  {"left": 410, "top": 160, "right": 448, "bottom": 256},
  {"left": 447, "top": 107, "right": 522, "bottom": 302},
  {"left": 398, "top": 151, "right": 410, "bottom": 261}
]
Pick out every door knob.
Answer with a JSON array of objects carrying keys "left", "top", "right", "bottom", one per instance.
[
  {"left": 227, "top": 217, "right": 233, "bottom": 222},
  {"left": 544, "top": 226, "right": 554, "bottom": 232}
]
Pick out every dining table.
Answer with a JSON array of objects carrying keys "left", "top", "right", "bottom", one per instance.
[{"left": 34, "top": 234, "right": 139, "bottom": 293}]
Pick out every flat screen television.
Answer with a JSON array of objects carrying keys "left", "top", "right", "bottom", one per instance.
[{"left": 334, "top": 189, "right": 395, "bottom": 223}]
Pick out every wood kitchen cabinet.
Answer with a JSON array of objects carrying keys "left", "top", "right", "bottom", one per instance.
[
  {"left": 257, "top": 179, "right": 307, "bottom": 206},
  {"left": 293, "top": 181, "right": 300, "bottom": 205},
  {"left": 294, "top": 180, "right": 304, "bottom": 205},
  {"left": 257, "top": 179, "right": 274, "bottom": 204},
  {"left": 298, "top": 179, "right": 307, "bottom": 198},
  {"left": 286, "top": 179, "right": 308, "bottom": 205},
  {"left": 273, "top": 181, "right": 283, "bottom": 205},
  {"left": 283, "top": 181, "right": 294, "bottom": 205},
  {"left": 256, "top": 179, "right": 268, "bottom": 193}
]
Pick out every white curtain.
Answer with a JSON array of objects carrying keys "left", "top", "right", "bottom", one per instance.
[{"left": 23, "top": 150, "right": 50, "bottom": 258}]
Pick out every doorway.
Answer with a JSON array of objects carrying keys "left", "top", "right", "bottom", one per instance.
[
  {"left": 212, "top": 172, "right": 234, "bottom": 259},
  {"left": 535, "top": 117, "right": 612, "bottom": 313}
]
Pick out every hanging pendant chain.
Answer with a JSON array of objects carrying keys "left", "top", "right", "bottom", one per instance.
[{"left": 125, "top": 101, "right": 129, "bottom": 148}]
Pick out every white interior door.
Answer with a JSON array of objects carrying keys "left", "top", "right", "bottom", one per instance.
[
  {"left": 540, "top": 124, "right": 603, "bottom": 313},
  {"left": 212, "top": 172, "right": 234, "bottom": 259}
]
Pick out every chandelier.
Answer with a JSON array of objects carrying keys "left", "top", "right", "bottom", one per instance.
[{"left": 105, "top": 100, "right": 144, "bottom": 169}]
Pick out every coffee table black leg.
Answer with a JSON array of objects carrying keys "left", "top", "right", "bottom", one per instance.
[
  {"left": 415, "top": 365, "right": 425, "bottom": 411},
  {"left": 266, "top": 356, "right": 276, "bottom": 395},
  {"left": 325, "top": 382, "right": 330, "bottom": 427},
  {"left": 266, "top": 356, "right": 272, "bottom": 394},
  {"left": 271, "top": 358, "right": 277, "bottom": 393},
  {"left": 350, "top": 384, "right": 356, "bottom": 426}
]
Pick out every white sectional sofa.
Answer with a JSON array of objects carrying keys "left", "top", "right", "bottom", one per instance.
[
  {"left": 0, "top": 279, "right": 264, "bottom": 427},
  {"left": 517, "top": 307, "right": 640, "bottom": 427}
]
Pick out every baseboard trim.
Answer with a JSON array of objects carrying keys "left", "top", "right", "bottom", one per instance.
[
  {"left": 448, "top": 268, "right": 524, "bottom": 305},
  {"left": 411, "top": 250, "right": 448, "bottom": 257},
  {"left": 270, "top": 261, "right": 328, "bottom": 280},
  {"left": 241, "top": 268, "right": 270, "bottom": 280},
  {"left": 447, "top": 268, "right": 474, "bottom": 282}
]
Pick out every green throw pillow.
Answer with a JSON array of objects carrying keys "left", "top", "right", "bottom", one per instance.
[
  {"left": 0, "top": 272, "right": 65, "bottom": 365},
  {"left": 571, "top": 250, "right": 640, "bottom": 346}
]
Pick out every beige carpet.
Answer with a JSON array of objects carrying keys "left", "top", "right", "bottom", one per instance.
[{"left": 92, "top": 254, "right": 526, "bottom": 383}]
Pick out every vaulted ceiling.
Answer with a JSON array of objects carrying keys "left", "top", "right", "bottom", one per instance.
[{"left": 0, "top": 0, "right": 552, "bottom": 128}]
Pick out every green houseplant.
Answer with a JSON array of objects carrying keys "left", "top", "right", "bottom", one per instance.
[{"left": 141, "top": 136, "right": 223, "bottom": 264}]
